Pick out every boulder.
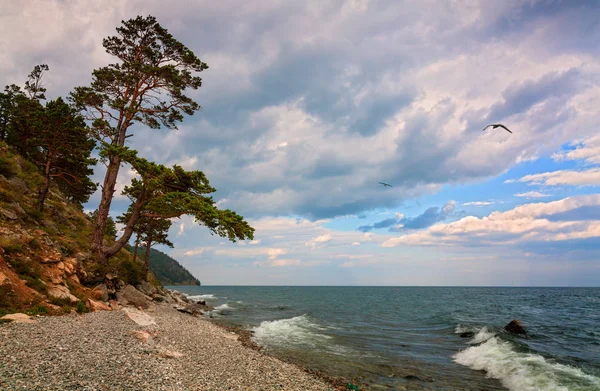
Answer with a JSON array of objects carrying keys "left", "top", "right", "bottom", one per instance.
[
  {"left": 459, "top": 331, "right": 475, "bottom": 338},
  {"left": 91, "top": 284, "right": 109, "bottom": 302},
  {"left": 137, "top": 281, "right": 157, "bottom": 296},
  {"left": 47, "top": 285, "right": 79, "bottom": 304},
  {"left": 504, "top": 319, "right": 527, "bottom": 336},
  {"left": 62, "top": 258, "right": 77, "bottom": 275},
  {"left": 116, "top": 285, "right": 152, "bottom": 309},
  {"left": 86, "top": 298, "right": 112, "bottom": 312},
  {"left": 1, "top": 313, "right": 35, "bottom": 324},
  {"left": 173, "top": 302, "right": 205, "bottom": 316},
  {"left": 122, "top": 307, "right": 156, "bottom": 326}
]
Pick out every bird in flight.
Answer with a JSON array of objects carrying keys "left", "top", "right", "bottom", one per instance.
[
  {"left": 379, "top": 182, "right": 392, "bottom": 187},
  {"left": 483, "top": 124, "right": 513, "bottom": 133}
]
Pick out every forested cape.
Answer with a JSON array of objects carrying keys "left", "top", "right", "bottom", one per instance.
[{"left": 127, "top": 246, "right": 200, "bottom": 286}]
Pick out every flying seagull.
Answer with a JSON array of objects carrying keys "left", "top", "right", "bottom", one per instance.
[
  {"left": 483, "top": 124, "right": 513, "bottom": 133},
  {"left": 379, "top": 182, "right": 393, "bottom": 187}
]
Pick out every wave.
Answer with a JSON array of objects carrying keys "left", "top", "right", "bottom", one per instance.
[
  {"left": 252, "top": 314, "right": 332, "bottom": 349},
  {"left": 454, "top": 335, "right": 600, "bottom": 391},
  {"left": 187, "top": 294, "right": 217, "bottom": 301},
  {"left": 468, "top": 327, "right": 496, "bottom": 345}
]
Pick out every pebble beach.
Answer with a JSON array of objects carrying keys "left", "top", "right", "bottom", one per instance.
[{"left": 0, "top": 304, "right": 334, "bottom": 390}]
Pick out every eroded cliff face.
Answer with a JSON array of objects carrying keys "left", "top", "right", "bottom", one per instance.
[{"left": 0, "top": 143, "right": 154, "bottom": 316}]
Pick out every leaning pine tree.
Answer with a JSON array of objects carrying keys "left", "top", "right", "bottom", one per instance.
[
  {"left": 70, "top": 15, "right": 209, "bottom": 262},
  {"left": 103, "top": 146, "right": 254, "bottom": 265}
]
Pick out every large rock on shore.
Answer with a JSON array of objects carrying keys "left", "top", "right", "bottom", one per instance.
[
  {"left": 86, "top": 298, "right": 112, "bottom": 312},
  {"left": 1, "top": 313, "right": 36, "bottom": 324},
  {"left": 504, "top": 319, "right": 527, "bottom": 336},
  {"left": 91, "top": 284, "right": 109, "bottom": 302},
  {"left": 136, "top": 281, "right": 157, "bottom": 296},
  {"left": 47, "top": 285, "right": 79, "bottom": 304},
  {"left": 117, "top": 285, "right": 152, "bottom": 309}
]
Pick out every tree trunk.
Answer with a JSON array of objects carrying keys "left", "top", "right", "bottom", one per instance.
[
  {"left": 133, "top": 232, "right": 141, "bottom": 262},
  {"left": 92, "top": 154, "right": 121, "bottom": 262},
  {"left": 144, "top": 239, "right": 152, "bottom": 278},
  {"left": 100, "top": 186, "right": 147, "bottom": 260},
  {"left": 37, "top": 155, "right": 52, "bottom": 212}
]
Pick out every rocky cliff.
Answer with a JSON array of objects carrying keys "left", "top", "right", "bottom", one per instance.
[{"left": 0, "top": 142, "right": 157, "bottom": 316}]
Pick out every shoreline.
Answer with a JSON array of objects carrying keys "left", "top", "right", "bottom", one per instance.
[
  {"left": 211, "top": 322, "right": 353, "bottom": 391},
  {"left": 0, "top": 298, "right": 341, "bottom": 390}
]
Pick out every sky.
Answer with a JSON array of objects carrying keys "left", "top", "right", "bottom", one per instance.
[{"left": 1, "top": 0, "right": 599, "bottom": 286}]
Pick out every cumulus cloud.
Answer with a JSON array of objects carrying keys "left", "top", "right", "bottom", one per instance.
[{"left": 382, "top": 195, "right": 600, "bottom": 249}]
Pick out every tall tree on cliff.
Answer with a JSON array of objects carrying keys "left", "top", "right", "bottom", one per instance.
[
  {"left": 70, "top": 16, "right": 208, "bottom": 262},
  {"left": 34, "top": 97, "right": 97, "bottom": 211}
]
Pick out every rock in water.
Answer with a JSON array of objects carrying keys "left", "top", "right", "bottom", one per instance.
[
  {"left": 504, "top": 319, "right": 527, "bottom": 336},
  {"left": 459, "top": 331, "right": 475, "bottom": 338}
]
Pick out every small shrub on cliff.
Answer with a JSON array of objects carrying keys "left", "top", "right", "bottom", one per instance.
[
  {"left": 0, "top": 188, "right": 12, "bottom": 202},
  {"left": 24, "top": 276, "right": 47, "bottom": 295},
  {"left": 0, "top": 156, "right": 19, "bottom": 178},
  {"left": 26, "top": 305, "right": 48, "bottom": 315},
  {"left": 49, "top": 297, "right": 72, "bottom": 307},
  {"left": 116, "top": 257, "right": 145, "bottom": 286},
  {"left": 0, "top": 236, "right": 24, "bottom": 254},
  {"left": 7, "top": 255, "right": 41, "bottom": 279},
  {"left": 75, "top": 300, "right": 88, "bottom": 314},
  {"left": 0, "top": 285, "right": 17, "bottom": 314}
]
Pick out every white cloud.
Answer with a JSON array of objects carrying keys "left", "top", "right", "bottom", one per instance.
[
  {"left": 305, "top": 234, "right": 333, "bottom": 250},
  {"left": 382, "top": 195, "right": 600, "bottom": 248},
  {"left": 463, "top": 201, "right": 495, "bottom": 206},
  {"left": 515, "top": 191, "right": 551, "bottom": 198},
  {"left": 183, "top": 249, "right": 205, "bottom": 256},
  {"left": 553, "top": 135, "right": 600, "bottom": 164},
  {"left": 511, "top": 168, "right": 600, "bottom": 186}
]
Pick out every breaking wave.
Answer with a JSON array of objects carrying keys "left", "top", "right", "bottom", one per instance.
[
  {"left": 454, "top": 333, "right": 600, "bottom": 391},
  {"left": 252, "top": 314, "right": 332, "bottom": 349}
]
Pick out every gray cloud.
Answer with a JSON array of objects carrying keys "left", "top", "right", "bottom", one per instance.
[
  {"left": 359, "top": 201, "right": 459, "bottom": 232},
  {"left": 2, "top": 0, "right": 599, "bottom": 221}
]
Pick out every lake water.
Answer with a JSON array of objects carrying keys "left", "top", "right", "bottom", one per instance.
[{"left": 170, "top": 286, "right": 600, "bottom": 391}]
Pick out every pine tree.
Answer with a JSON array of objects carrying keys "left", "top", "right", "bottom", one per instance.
[
  {"left": 100, "top": 146, "right": 254, "bottom": 264},
  {"left": 34, "top": 97, "right": 97, "bottom": 211},
  {"left": 70, "top": 15, "right": 208, "bottom": 262}
]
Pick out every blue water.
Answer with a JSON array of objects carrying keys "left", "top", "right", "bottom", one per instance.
[{"left": 170, "top": 286, "right": 600, "bottom": 391}]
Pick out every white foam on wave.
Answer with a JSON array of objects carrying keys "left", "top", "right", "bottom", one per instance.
[
  {"left": 469, "top": 327, "right": 496, "bottom": 345},
  {"left": 455, "top": 324, "right": 478, "bottom": 334},
  {"left": 252, "top": 314, "right": 332, "bottom": 348},
  {"left": 214, "top": 303, "right": 232, "bottom": 311},
  {"left": 187, "top": 294, "right": 217, "bottom": 301},
  {"left": 454, "top": 336, "right": 600, "bottom": 391}
]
